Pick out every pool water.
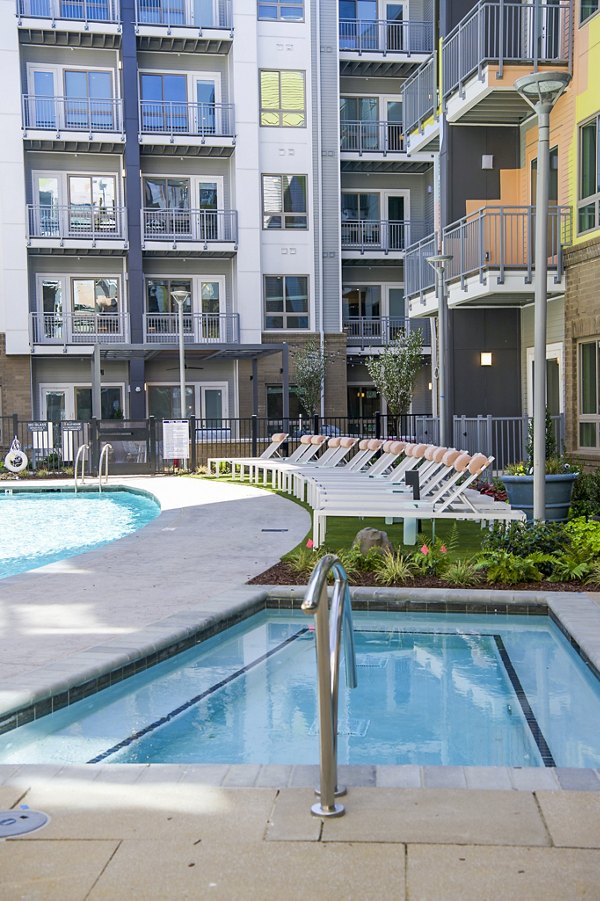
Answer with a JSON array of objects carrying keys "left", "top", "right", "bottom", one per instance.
[
  {"left": 1, "top": 611, "right": 599, "bottom": 768},
  {"left": 0, "top": 489, "right": 160, "bottom": 579}
]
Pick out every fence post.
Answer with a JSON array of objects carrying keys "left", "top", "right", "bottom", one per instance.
[
  {"left": 148, "top": 416, "right": 157, "bottom": 472},
  {"left": 486, "top": 414, "right": 493, "bottom": 461},
  {"left": 12, "top": 413, "right": 18, "bottom": 440},
  {"left": 189, "top": 415, "right": 196, "bottom": 471},
  {"left": 521, "top": 414, "right": 530, "bottom": 463},
  {"left": 251, "top": 414, "right": 258, "bottom": 457},
  {"left": 375, "top": 410, "right": 381, "bottom": 440},
  {"left": 313, "top": 413, "right": 320, "bottom": 436},
  {"left": 91, "top": 418, "right": 100, "bottom": 475}
]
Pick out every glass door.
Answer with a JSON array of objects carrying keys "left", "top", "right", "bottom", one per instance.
[
  {"left": 68, "top": 175, "right": 117, "bottom": 236},
  {"left": 386, "top": 99, "right": 403, "bottom": 151},
  {"left": 43, "top": 389, "right": 68, "bottom": 420},
  {"left": 41, "top": 279, "right": 64, "bottom": 341},
  {"left": 198, "top": 280, "right": 222, "bottom": 340},
  {"left": 64, "top": 70, "right": 113, "bottom": 131},
  {"left": 387, "top": 195, "right": 405, "bottom": 249},
  {"left": 32, "top": 70, "right": 56, "bottom": 128},
  {"left": 140, "top": 73, "right": 188, "bottom": 133},
  {"left": 143, "top": 177, "right": 191, "bottom": 237},
  {"left": 202, "top": 388, "right": 223, "bottom": 426},
  {"left": 388, "top": 287, "right": 405, "bottom": 340},
  {"left": 385, "top": 2, "right": 404, "bottom": 50},
  {"left": 35, "top": 175, "right": 60, "bottom": 236},
  {"left": 198, "top": 181, "right": 219, "bottom": 240},
  {"left": 196, "top": 80, "right": 217, "bottom": 134}
]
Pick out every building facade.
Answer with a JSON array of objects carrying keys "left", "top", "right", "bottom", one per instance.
[{"left": 0, "top": 0, "right": 436, "bottom": 432}]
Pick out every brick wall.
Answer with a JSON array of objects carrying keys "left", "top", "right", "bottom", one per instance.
[
  {"left": 0, "top": 334, "right": 32, "bottom": 422},
  {"left": 237, "top": 332, "right": 348, "bottom": 418},
  {"left": 564, "top": 235, "right": 600, "bottom": 462}
]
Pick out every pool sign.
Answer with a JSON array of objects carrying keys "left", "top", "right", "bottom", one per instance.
[{"left": 162, "top": 420, "right": 189, "bottom": 459}]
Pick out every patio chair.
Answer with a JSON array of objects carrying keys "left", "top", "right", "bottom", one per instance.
[{"left": 207, "top": 432, "right": 288, "bottom": 477}]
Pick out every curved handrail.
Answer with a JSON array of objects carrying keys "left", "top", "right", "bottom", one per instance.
[
  {"left": 301, "top": 554, "right": 357, "bottom": 818},
  {"left": 98, "top": 443, "right": 112, "bottom": 492},
  {"left": 74, "top": 443, "right": 89, "bottom": 493}
]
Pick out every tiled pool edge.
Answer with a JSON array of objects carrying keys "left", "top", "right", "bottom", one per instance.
[{"left": 2, "top": 584, "right": 600, "bottom": 793}]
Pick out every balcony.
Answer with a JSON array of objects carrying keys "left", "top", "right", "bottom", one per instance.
[
  {"left": 144, "top": 312, "right": 239, "bottom": 345},
  {"left": 339, "top": 18, "right": 433, "bottom": 76},
  {"left": 344, "top": 316, "right": 432, "bottom": 350},
  {"left": 27, "top": 204, "right": 128, "bottom": 253},
  {"left": 139, "top": 101, "right": 235, "bottom": 156},
  {"left": 442, "top": 1, "right": 572, "bottom": 125},
  {"left": 16, "top": 0, "right": 121, "bottom": 47},
  {"left": 135, "top": 0, "right": 232, "bottom": 52},
  {"left": 30, "top": 312, "right": 128, "bottom": 349},
  {"left": 22, "top": 95, "right": 124, "bottom": 151},
  {"left": 406, "top": 206, "right": 572, "bottom": 317},
  {"left": 141, "top": 208, "right": 238, "bottom": 256},
  {"left": 401, "top": 56, "right": 440, "bottom": 154},
  {"left": 341, "top": 219, "right": 431, "bottom": 260}
]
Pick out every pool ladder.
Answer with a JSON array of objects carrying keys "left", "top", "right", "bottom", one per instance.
[
  {"left": 301, "top": 554, "right": 357, "bottom": 818},
  {"left": 98, "top": 443, "right": 112, "bottom": 492},
  {"left": 74, "top": 444, "right": 89, "bottom": 493}
]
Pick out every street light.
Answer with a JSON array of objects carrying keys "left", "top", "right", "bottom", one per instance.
[
  {"left": 515, "top": 71, "right": 571, "bottom": 521},
  {"left": 171, "top": 288, "right": 191, "bottom": 419},
  {"left": 426, "top": 253, "right": 453, "bottom": 446}
]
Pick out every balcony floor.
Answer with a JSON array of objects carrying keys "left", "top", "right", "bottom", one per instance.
[
  {"left": 339, "top": 53, "right": 430, "bottom": 78},
  {"left": 18, "top": 20, "right": 121, "bottom": 48},
  {"left": 136, "top": 27, "right": 232, "bottom": 53},
  {"left": 139, "top": 135, "right": 235, "bottom": 157}
]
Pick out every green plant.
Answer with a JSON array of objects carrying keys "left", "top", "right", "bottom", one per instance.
[
  {"left": 585, "top": 560, "right": 600, "bottom": 586},
  {"left": 547, "top": 553, "right": 594, "bottom": 583},
  {"left": 374, "top": 551, "right": 416, "bottom": 585},
  {"left": 287, "top": 547, "right": 320, "bottom": 578},
  {"left": 35, "top": 468, "right": 49, "bottom": 478},
  {"left": 563, "top": 517, "right": 600, "bottom": 558},
  {"left": 365, "top": 329, "right": 424, "bottom": 417},
  {"left": 526, "top": 408, "right": 557, "bottom": 466},
  {"left": 570, "top": 469, "right": 600, "bottom": 517},
  {"left": 477, "top": 549, "right": 544, "bottom": 584},
  {"left": 335, "top": 546, "right": 364, "bottom": 580},
  {"left": 292, "top": 338, "right": 326, "bottom": 417},
  {"left": 39, "top": 451, "right": 62, "bottom": 470},
  {"left": 443, "top": 558, "right": 482, "bottom": 586},
  {"left": 482, "top": 520, "right": 570, "bottom": 557},
  {"left": 412, "top": 528, "right": 457, "bottom": 575}
]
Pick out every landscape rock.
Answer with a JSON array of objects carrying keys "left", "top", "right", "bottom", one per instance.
[{"left": 353, "top": 528, "right": 393, "bottom": 555}]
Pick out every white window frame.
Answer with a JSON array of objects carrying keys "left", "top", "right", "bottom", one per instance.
[
  {"left": 263, "top": 274, "right": 311, "bottom": 331},
  {"left": 145, "top": 381, "right": 229, "bottom": 418},
  {"left": 526, "top": 342, "right": 564, "bottom": 417},
  {"left": 38, "top": 382, "right": 125, "bottom": 419},
  {"left": 138, "top": 68, "right": 222, "bottom": 106},
  {"left": 142, "top": 173, "right": 224, "bottom": 211},
  {"left": 259, "top": 69, "right": 306, "bottom": 128},
  {"left": 576, "top": 337, "right": 600, "bottom": 452}
]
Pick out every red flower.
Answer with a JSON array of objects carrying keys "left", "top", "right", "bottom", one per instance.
[
  {"left": 420, "top": 544, "right": 429, "bottom": 555},
  {"left": 306, "top": 539, "right": 314, "bottom": 549},
  {"left": 440, "top": 545, "right": 448, "bottom": 554}
]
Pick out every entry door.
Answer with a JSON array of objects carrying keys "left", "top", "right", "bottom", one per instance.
[
  {"left": 31, "top": 70, "right": 56, "bottom": 128},
  {"left": 386, "top": 99, "right": 402, "bottom": 151},
  {"left": 385, "top": 2, "right": 404, "bottom": 50},
  {"left": 34, "top": 175, "right": 60, "bottom": 236},
  {"left": 64, "top": 70, "right": 113, "bottom": 131},
  {"left": 388, "top": 287, "right": 405, "bottom": 339},
  {"left": 198, "top": 181, "right": 219, "bottom": 240},
  {"left": 196, "top": 79, "right": 217, "bottom": 134},
  {"left": 387, "top": 195, "right": 405, "bottom": 249},
  {"left": 43, "top": 389, "right": 69, "bottom": 420}
]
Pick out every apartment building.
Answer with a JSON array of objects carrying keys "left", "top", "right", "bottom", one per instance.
[
  {"left": 403, "top": 0, "right": 600, "bottom": 460},
  {"left": 0, "top": 0, "right": 436, "bottom": 431}
]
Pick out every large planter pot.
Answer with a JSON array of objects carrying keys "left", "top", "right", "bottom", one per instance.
[{"left": 502, "top": 472, "right": 578, "bottom": 522}]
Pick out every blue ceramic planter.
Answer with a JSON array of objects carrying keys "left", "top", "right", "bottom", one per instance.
[{"left": 502, "top": 472, "right": 578, "bottom": 522}]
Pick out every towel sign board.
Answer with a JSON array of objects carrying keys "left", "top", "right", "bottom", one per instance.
[{"left": 162, "top": 420, "right": 189, "bottom": 459}]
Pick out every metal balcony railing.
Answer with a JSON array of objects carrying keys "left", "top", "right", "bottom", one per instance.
[
  {"left": 30, "top": 311, "right": 127, "bottom": 345},
  {"left": 17, "top": 0, "right": 120, "bottom": 21},
  {"left": 443, "top": 1, "right": 572, "bottom": 101},
  {"left": 339, "top": 18, "right": 433, "bottom": 54},
  {"left": 22, "top": 95, "right": 123, "bottom": 134},
  {"left": 405, "top": 233, "right": 438, "bottom": 299},
  {"left": 135, "top": 0, "right": 232, "bottom": 28},
  {"left": 139, "top": 101, "right": 235, "bottom": 138},
  {"left": 340, "top": 120, "right": 403, "bottom": 153},
  {"left": 144, "top": 312, "right": 240, "bottom": 344},
  {"left": 27, "top": 204, "right": 127, "bottom": 242},
  {"left": 142, "top": 208, "right": 238, "bottom": 244},
  {"left": 443, "top": 205, "right": 572, "bottom": 287},
  {"left": 341, "top": 219, "right": 431, "bottom": 253},
  {"left": 343, "top": 316, "right": 432, "bottom": 347},
  {"left": 401, "top": 55, "right": 437, "bottom": 136}
]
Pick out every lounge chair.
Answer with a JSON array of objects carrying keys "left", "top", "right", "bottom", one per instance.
[{"left": 207, "top": 432, "right": 289, "bottom": 477}]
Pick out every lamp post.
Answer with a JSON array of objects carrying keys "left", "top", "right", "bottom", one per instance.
[
  {"left": 426, "top": 253, "right": 452, "bottom": 446},
  {"left": 171, "top": 288, "right": 191, "bottom": 419},
  {"left": 514, "top": 71, "right": 571, "bottom": 521}
]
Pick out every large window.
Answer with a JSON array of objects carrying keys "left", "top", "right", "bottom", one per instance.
[
  {"left": 264, "top": 275, "right": 309, "bottom": 329},
  {"left": 579, "top": 116, "right": 600, "bottom": 234},
  {"left": 259, "top": 70, "right": 305, "bottom": 127},
  {"left": 262, "top": 175, "right": 307, "bottom": 229},
  {"left": 258, "top": 0, "right": 303, "bottom": 20},
  {"left": 579, "top": 339, "right": 600, "bottom": 449},
  {"left": 146, "top": 278, "right": 192, "bottom": 314},
  {"left": 266, "top": 385, "right": 306, "bottom": 419},
  {"left": 72, "top": 277, "right": 119, "bottom": 314},
  {"left": 342, "top": 285, "right": 381, "bottom": 319},
  {"left": 581, "top": 0, "right": 598, "bottom": 23}
]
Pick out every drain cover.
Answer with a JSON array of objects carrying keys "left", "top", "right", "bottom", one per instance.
[{"left": 0, "top": 809, "right": 50, "bottom": 839}]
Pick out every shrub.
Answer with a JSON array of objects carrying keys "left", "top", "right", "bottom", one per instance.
[
  {"left": 477, "top": 550, "right": 544, "bottom": 585},
  {"left": 563, "top": 517, "right": 600, "bottom": 558},
  {"left": 412, "top": 530, "right": 456, "bottom": 576},
  {"left": 374, "top": 552, "right": 416, "bottom": 585},
  {"left": 547, "top": 553, "right": 594, "bottom": 583},
  {"left": 570, "top": 469, "right": 600, "bottom": 518},
  {"left": 482, "top": 520, "right": 570, "bottom": 557},
  {"left": 443, "top": 559, "right": 482, "bottom": 587},
  {"left": 287, "top": 547, "right": 320, "bottom": 578}
]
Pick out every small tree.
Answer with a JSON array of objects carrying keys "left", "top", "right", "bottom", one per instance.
[
  {"left": 365, "top": 329, "right": 424, "bottom": 427},
  {"left": 292, "top": 338, "right": 327, "bottom": 418}
]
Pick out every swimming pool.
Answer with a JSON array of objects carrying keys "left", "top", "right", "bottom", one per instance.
[
  {"left": 0, "top": 488, "right": 160, "bottom": 579},
  {"left": 1, "top": 609, "right": 598, "bottom": 768}
]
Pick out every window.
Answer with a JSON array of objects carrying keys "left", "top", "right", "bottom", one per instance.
[
  {"left": 146, "top": 278, "right": 192, "bottom": 314},
  {"left": 64, "top": 69, "right": 114, "bottom": 130},
  {"left": 578, "top": 339, "right": 600, "bottom": 449},
  {"left": 75, "top": 387, "right": 123, "bottom": 420},
  {"left": 72, "top": 278, "right": 119, "bottom": 314},
  {"left": 259, "top": 70, "right": 305, "bottom": 127},
  {"left": 258, "top": 0, "right": 303, "bottom": 20},
  {"left": 342, "top": 285, "right": 381, "bottom": 319},
  {"left": 266, "top": 385, "right": 306, "bottom": 419},
  {"left": 262, "top": 175, "right": 307, "bottom": 229},
  {"left": 264, "top": 275, "right": 309, "bottom": 329},
  {"left": 579, "top": 116, "right": 600, "bottom": 233},
  {"left": 140, "top": 73, "right": 188, "bottom": 132},
  {"left": 581, "top": 0, "right": 598, "bottom": 23}
]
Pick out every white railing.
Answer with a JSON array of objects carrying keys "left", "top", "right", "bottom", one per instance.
[
  {"left": 30, "top": 312, "right": 127, "bottom": 345},
  {"left": 144, "top": 312, "right": 240, "bottom": 344},
  {"left": 27, "top": 204, "right": 127, "bottom": 242},
  {"left": 339, "top": 18, "right": 433, "bottom": 54},
  {"left": 142, "top": 208, "right": 238, "bottom": 244},
  {"left": 139, "top": 101, "right": 234, "bottom": 138},
  {"left": 340, "top": 120, "right": 403, "bottom": 153},
  {"left": 343, "top": 316, "right": 432, "bottom": 347},
  {"left": 17, "top": 0, "right": 120, "bottom": 21},
  {"left": 443, "top": 1, "right": 572, "bottom": 101},
  {"left": 341, "top": 219, "right": 431, "bottom": 253},
  {"left": 22, "top": 95, "right": 123, "bottom": 134},
  {"left": 135, "top": 0, "right": 232, "bottom": 29},
  {"left": 401, "top": 55, "right": 437, "bottom": 136}
]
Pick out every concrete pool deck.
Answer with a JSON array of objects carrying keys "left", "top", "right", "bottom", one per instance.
[{"left": 1, "top": 475, "right": 600, "bottom": 898}]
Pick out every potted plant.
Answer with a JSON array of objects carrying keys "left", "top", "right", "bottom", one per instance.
[{"left": 502, "top": 411, "right": 578, "bottom": 521}]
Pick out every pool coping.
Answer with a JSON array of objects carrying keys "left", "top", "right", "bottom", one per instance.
[{"left": 1, "top": 584, "right": 600, "bottom": 791}]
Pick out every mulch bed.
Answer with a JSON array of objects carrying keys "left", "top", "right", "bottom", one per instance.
[{"left": 248, "top": 561, "right": 592, "bottom": 592}]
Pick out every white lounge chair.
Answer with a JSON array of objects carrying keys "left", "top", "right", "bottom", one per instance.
[{"left": 207, "top": 432, "right": 289, "bottom": 477}]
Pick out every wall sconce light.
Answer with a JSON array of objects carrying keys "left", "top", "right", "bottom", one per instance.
[
  {"left": 481, "top": 154, "right": 494, "bottom": 170},
  {"left": 428, "top": 382, "right": 432, "bottom": 390},
  {"left": 480, "top": 352, "right": 493, "bottom": 367}
]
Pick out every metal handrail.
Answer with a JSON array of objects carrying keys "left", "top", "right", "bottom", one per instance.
[
  {"left": 98, "top": 442, "right": 112, "bottom": 491},
  {"left": 22, "top": 95, "right": 123, "bottom": 134},
  {"left": 339, "top": 17, "right": 434, "bottom": 54},
  {"left": 340, "top": 120, "right": 404, "bottom": 153},
  {"left": 301, "top": 554, "right": 357, "bottom": 818},
  {"left": 141, "top": 208, "right": 238, "bottom": 244},
  {"left": 139, "top": 100, "right": 235, "bottom": 137},
  {"left": 27, "top": 204, "right": 127, "bottom": 241},
  {"left": 16, "top": 0, "right": 120, "bottom": 23},
  {"left": 341, "top": 219, "right": 431, "bottom": 252},
  {"left": 74, "top": 443, "right": 89, "bottom": 492},
  {"left": 401, "top": 54, "right": 437, "bottom": 136}
]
